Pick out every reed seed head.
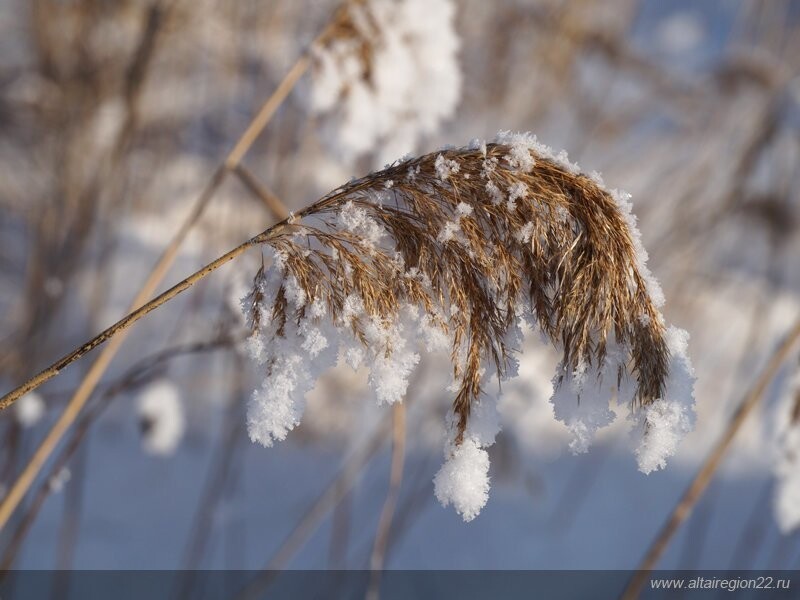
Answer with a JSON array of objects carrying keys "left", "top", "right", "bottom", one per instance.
[{"left": 242, "top": 132, "right": 695, "bottom": 519}]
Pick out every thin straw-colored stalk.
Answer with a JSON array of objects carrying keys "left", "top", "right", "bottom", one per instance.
[
  {"left": 0, "top": 48, "right": 307, "bottom": 412},
  {"left": 234, "top": 165, "right": 290, "bottom": 220},
  {"left": 621, "top": 317, "right": 800, "bottom": 600},
  {"left": 367, "top": 402, "right": 407, "bottom": 600},
  {"left": 224, "top": 56, "right": 310, "bottom": 170}
]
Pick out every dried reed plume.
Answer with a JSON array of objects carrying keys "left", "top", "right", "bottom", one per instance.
[{"left": 242, "top": 132, "right": 682, "bottom": 463}]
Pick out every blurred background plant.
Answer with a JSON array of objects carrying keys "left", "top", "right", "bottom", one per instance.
[{"left": 0, "top": 0, "right": 799, "bottom": 589}]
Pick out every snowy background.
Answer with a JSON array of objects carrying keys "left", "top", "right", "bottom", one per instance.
[{"left": 1, "top": 0, "right": 800, "bottom": 579}]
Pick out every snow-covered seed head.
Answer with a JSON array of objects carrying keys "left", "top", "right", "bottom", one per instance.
[
  {"left": 309, "top": 0, "right": 461, "bottom": 164},
  {"left": 243, "top": 132, "right": 688, "bottom": 460}
]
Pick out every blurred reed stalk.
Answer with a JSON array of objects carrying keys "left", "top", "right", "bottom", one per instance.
[
  {"left": 367, "top": 402, "right": 407, "bottom": 600},
  {"left": 176, "top": 353, "right": 247, "bottom": 599}
]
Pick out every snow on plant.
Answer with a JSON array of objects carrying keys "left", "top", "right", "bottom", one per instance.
[
  {"left": 240, "top": 131, "right": 695, "bottom": 521},
  {"left": 774, "top": 368, "right": 800, "bottom": 533},
  {"left": 309, "top": 0, "right": 461, "bottom": 166},
  {"left": 136, "top": 380, "right": 186, "bottom": 456}
]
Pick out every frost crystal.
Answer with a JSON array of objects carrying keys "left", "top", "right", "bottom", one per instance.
[
  {"left": 550, "top": 360, "right": 617, "bottom": 454},
  {"left": 455, "top": 202, "right": 473, "bottom": 217},
  {"left": 435, "top": 154, "right": 461, "bottom": 181},
  {"left": 516, "top": 222, "right": 535, "bottom": 244},
  {"left": 506, "top": 181, "right": 528, "bottom": 210}
]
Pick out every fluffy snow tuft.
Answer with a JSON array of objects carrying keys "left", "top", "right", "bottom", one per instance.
[
  {"left": 635, "top": 326, "right": 696, "bottom": 473},
  {"left": 248, "top": 326, "right": 337, "bottom": 448},
  {"left": 635, "top": 399, "right": 693, "bottom": 474},
  {"left": 363, "top": 316, "right": 420, "bottom": 404},
  {"left": 550, "top": 362, "right": 617, "bottom": 454},
  {"left": 433, "top": 438, "right": 491, "bottom": 522}
]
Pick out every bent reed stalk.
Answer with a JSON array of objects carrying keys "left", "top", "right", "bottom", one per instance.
[
  {"left": 1, "top": 140, "right": 671, "bottom": 441},
  {"left": 0, "top": 228, "right": 274, "bottom": 412},
  {"left": 0, "top": 82, "right": 306, "bottom": 412},
  {"left": 1, "top": 135, "right": 692, "bottom": 529}
]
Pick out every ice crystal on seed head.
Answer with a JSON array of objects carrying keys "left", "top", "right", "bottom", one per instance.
[
  {"left": 516, "top": 222, "right": 535, "bottom": 244},
  {"left": 435, "top": 154, "right": 461, "bottom": 181}
]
